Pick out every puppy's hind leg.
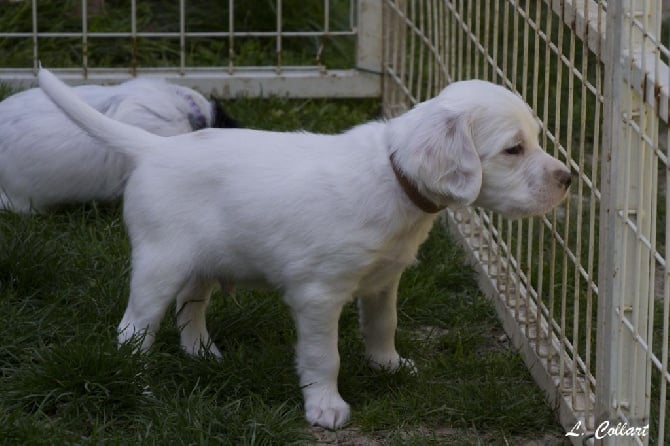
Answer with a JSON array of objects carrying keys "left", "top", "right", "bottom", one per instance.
[
  {"left": 118, "top": 251, "right": 187, "bottom": 353},
  {"left": 358, "top": 277, "right": 416, "bottom": 373},
  {"left": 176, "top": 279, "right": 221, "bottom": 357}
]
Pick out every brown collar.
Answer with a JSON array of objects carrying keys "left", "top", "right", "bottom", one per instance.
[{"left": 389, "top": 152, "right": 445, "bottom": 214}]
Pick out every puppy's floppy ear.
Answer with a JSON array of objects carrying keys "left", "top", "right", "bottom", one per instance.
[
  {"left": 389, "top": 106, "right": 482, "bottom": 207},
  {"left": 188, "top": 110, "right": 208, "bottom": 131},
  {"left": 432, "top": 111, "right": 482, "bottom": 205}
]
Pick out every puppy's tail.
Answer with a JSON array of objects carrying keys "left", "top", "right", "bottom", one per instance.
[{"left": 38, "top": 67, "right": 161, "bottom": 158}]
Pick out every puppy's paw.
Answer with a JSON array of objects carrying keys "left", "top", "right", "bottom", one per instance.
[
  {"left": 180, "top": 335, "right": 222, "bottom": 358},
  {"left": 304, "top": 391, "right": 351, "bottom": 429},
  {"left": 397, "top": 357, "right": 418, "bottom": 374},
  {"left": 305, "top": 403, "right": 351, "bottom": 429},
  {"left": 199, "top": 341, "right": 222, "bottom": 358},
  {"left": 368, "top": 354, "right": 417, "bottom": 375}
]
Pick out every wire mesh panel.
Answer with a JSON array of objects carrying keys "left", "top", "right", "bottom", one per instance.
[
  {"left": 382, "top": 1, "right": 666, "bottom": 444},
  {"left": 0, "top": 0, "right": 382, "bottom": 97}
]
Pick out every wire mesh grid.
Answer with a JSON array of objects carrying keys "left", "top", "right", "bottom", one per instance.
[
  {"left": 0, "top": 0, "right": 381, "bottom": 97},
  {"left": 1, "top": 0, "right": 357, "bottom": 72},
  {"left": 381, "top": 0, "right": 667, "bottom": 444}
]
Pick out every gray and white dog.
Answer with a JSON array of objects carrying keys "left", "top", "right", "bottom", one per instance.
[{"left": 0, "top": 78, "right": 239, "bottom": 213}]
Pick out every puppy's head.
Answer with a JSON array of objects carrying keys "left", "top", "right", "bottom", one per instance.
[
  {"left": 173, "top": 87, "right": 240, "bottom": 130},
  {"left": 387, "top": 80, "right": 570, "bottom": 218}
]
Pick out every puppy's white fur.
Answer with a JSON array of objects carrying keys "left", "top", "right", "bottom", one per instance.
[
  {"left": 38, "top": 68, "right": 570, "bottom": 429},
  {"left": 0, "top": 79, "right": 227, "bottom": 213}
]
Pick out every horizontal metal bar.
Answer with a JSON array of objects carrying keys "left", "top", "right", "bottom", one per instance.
[
  {"left": 0, "top": 67, "right": 382, "bottom": 98},
  {"left": 0, "top": 30, "right": 357, "bottom": 39}
]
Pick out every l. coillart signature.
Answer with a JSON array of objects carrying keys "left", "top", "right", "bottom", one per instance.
[{"left": 566, "top": 420, "right": 649, "bottom": 440}]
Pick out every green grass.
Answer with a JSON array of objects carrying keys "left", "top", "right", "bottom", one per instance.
[{"left": 0, "top": 95, "right": 566, "bottom": 444}]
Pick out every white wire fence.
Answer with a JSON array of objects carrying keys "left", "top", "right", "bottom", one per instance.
[
  {"left": 383, "top": 1, "right": 669, "bottom": 444},
  {"left": 1, "top": 0, "right": 669, "bottom": 444},
  {"left": 0, "top": 0, "right": 382, "bottom": 97}
]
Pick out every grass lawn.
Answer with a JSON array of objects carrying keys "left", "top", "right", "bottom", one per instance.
[{"left": 0, "top": 91, "right": 567, "bottom": 445}]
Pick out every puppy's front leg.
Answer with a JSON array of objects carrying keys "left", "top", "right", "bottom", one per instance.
[
  {"left": 358, "top": 278, "right": 415, "bottom": 373},
  {"left": 287, "top": 289, "right": 350, "bottom": 429}
]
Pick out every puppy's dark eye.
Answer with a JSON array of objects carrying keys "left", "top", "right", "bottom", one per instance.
[{"left": 504, "top": 144, "right": 523, "bottom": 155}]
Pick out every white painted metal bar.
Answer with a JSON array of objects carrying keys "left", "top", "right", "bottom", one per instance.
[
  {"left": 1, "top": 30, "right": 358, "bottom": 39},
  {"left": 554, "top": 1, "right": 568, "bottom": 398},
  {"left": 355, "top": 0, "right": 383, "bottom": 78},
  {"left": 81, "top": 0, "right": 88, "bottom": 78},
  {"left": 580, "top": 0, "right": 601, "bottom": 426},
  {"left": 0, "top": 66, "right": 380, "bottom": 98},
  {"left": 320, "top": 0, "right": 330, "bottom": 69},
  {"left": 276, "top": 0, "right": 282, "bottom": 73},
  {"left": 180, "top": 0, "right": 186, "bottom": 75},
  {"left": 571, "top": 52, "right": 583, "bottom": 419},
  {"left": 131, "top": 0, "right": 137, "bottom": 76},
  {"left": 228, "top": 0, "right": 234, "bottom": 74},
  {"left": 31, "top": 0, "right": 37, "bottom": 74},
  {"left": 661, "top": 78, "right": 670, "bottom": 442}
]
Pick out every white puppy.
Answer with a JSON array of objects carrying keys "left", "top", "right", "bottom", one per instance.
[
  {"left": 0, "top": 78, "right": 238, "bottom": 213},
  {"left": 38, "top": 68, "right": 570, "bottom": 429}
]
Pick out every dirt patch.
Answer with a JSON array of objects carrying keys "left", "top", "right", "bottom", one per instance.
[{"left": 310, "top": 426, "right": 464, "bottom": 445}]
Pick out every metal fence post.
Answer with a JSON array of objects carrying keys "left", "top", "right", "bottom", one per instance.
[
  {"left": 598, "top": 0, "right": 658, "bottom": 444},
  {"left": 596, "top": 0, "right": 624, "bottom": 436},
  {"left": 357, "top": 0, "right": 383, "bottom": 79}
]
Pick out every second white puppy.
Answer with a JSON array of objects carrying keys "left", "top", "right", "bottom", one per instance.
[
  {"left": 0, "top": 78, "right": 238, "bottom": 213},
  {"left": 38, "top": 68, "right": 570, "bottom": 429}
]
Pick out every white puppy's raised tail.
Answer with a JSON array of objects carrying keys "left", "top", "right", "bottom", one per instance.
[{"left": 38, "top": 68, "right": 160, "bottom": 157}]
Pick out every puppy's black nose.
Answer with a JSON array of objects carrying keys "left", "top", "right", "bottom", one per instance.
[{"left": 555, "top": 170, "right": 572, "bottom": 189}]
